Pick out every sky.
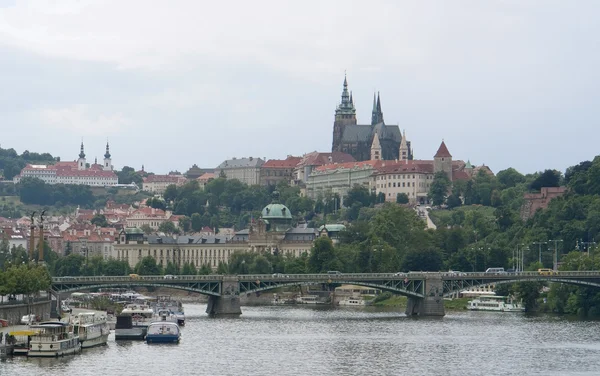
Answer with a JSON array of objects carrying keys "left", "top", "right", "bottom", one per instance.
[{"left": 0, "top": 0, "right": 599, "bottom": 175}]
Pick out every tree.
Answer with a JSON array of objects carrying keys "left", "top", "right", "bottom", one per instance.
[
  {"left": 529, "top": 169, "right": 561, "bottom": 191},
  {"left": 91, "top": 214, "right": 108, "bottom": 227},
  {"left": 401, "top": 248, "right": 443, "bottom": 272},
  {"left": 135, "top": 256, "right": 162, "bottom": 275},
  {"left": 179, "top": 216, "right": 191, "bottom": 233},
  {"left": 64, "top": 241, "right": 73, "bottom": 256},
  {"left": 164, "top": 261, "right": 179, "bottom": 275},
  {"left": 158, "top": 221, "right": 178, "bottom": 234},
  {"left": 496, "top": 168, "right": 525, "bottom": 189},
  {"left": 140, "top": 224, "right": 154, "bottom": 234},
  {"left": 181, "top": 262, "right": 197, "bottom": 275},
  {"left": 344, "top": 185, "right": 373, "bottom": 208},
  {"left": 396, "top": 193, "right": 409, "bottom": 204},
  {"left": 308, "top": 237, "right": 337, "bottom": 273},
  {"left": 191, "top": 213, "right": 202, "bottom": 232},
  {"left": 446, "top": 193, "right": 462, "bottom": 209},
  {"left": 216, "top": 261, "right": 229, "bottom": 274},
  {"left": 428, "top": 172, "right": 451, "bottom": 206}
]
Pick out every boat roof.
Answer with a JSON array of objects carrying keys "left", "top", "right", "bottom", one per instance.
[
  {"left": 9, "top": 330, "right": 39, "bottom": 336},
  {"left": 30, "top": 322, "right": 69, "bottom": 328}
]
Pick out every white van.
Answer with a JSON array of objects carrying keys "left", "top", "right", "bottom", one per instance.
[{"left": 485, "top": 267, "right": 505, "bottom": 273}]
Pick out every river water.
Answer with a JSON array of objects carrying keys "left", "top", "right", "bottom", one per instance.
[{"left": 3, "top": 303, "right": 600, "bottom": 376}]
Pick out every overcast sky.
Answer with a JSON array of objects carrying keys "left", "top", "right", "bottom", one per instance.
[{"left": 0, "top": 1, "right": 598, "bottom": 175}]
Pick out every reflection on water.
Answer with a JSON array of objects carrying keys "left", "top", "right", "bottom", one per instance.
[{"left": 4, "top": 304, "right": 600, "bottom": 376}]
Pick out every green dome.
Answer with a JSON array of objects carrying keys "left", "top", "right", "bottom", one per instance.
[{"left": 262, "top": 203, "right": 292, "bottom": 220}]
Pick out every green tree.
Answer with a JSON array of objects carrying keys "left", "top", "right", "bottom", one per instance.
[
  {"left": 308, "top": 237, "right": 337, "bottom": 273},
  {"left": 135, "top": 256, "right": 162, "bottom": 275},
  {"left": 140, "top": 224, "right": 153, "bottom": 234},
  {"left": 191, "top": 213, "right": 203, "bottom": 232},
  {"left": 158, "top": 221, "right": 178, "bottom": 234},
  {"left": 91, "top": 214, "right": 108, "bottom": 227},
  {"left": 529, "top": 169, "right": 561, "bottom": 191},
  {"left": 198, "top": 264, "right": 212, "bottom": 275},
  {"left": 396, "top": 193, "right": 409, "bottom": 204},
  {"left": 178, "top": 216, "right": 191, "bottom": 233},
  {"left": 164, "top": 261, "right": 180, "bottom": 275},
  {"left": 181, "top": 262, "right": 197, "bottom": 275},
  {"left": 401, "top": 248, "right": 443, "bottom": 272},
  {"left": 428, "top": 172, "right": 451, "bottom": 206},
  {"left": 216, "top": 261, "right": 229, "bottom": 274},
  {"left": 64, "top": 241, "right": 73, "bottom": 256}
]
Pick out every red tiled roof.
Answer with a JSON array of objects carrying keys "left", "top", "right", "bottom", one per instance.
[
  {"left": 197, "top": 172, "right": 215, "bottom": 182},
  {"left": 375, "top": 160, "right": 434, "bottom": 174},
  {"left": 301, "top": 152, "right": 355, "bottom": 167},
  {"left": 452, "top": 170, "right": 471, "bottom": 181},
  {"left": 56, "top": 169, "right": 117, "bottom": 177},
  {"left": 434, "top": 141, "right": 452, "bottom": 158},
  {"left": 262, "top": 156, "right": 302, "bottom": 168}
]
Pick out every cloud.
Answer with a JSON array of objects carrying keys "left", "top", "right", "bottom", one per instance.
[{"left": 35, "top": 105, "right": 130, "bottom": 136}]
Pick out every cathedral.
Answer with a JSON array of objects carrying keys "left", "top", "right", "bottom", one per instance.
[{"left": 331, "top": 75, "right": 412, "bottom": 162}]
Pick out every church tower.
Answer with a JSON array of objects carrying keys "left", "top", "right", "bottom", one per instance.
[
  {"left": 103, "top": 141, "right": 112, "bottom": 171},
  {"left": 371, "top": 92, "right": 384, "bottom": 125},
  {"left": 433, "top": 140, "right": 453, "bottom": 181},
  {"left": 399, "top": 130, "right": 409, "bottom": 161},
  {"left": 77, "top": 142, "right": 86, "bottom": 170},
  {"left": 332, "top": 74, "right": 357, "bottom": 152},
  {"left": 371, "top": 132, "right": 382, "bottom": 160}
]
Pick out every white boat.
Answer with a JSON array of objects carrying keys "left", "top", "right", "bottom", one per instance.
[
  {"left": 27, "top": 322, "right": 81, "bottom": 357},
  {"left": 153, "top": 296, "right": 185, "bottom": 326},
  {"left": 295, "top": 295, "right": 327, "bottom": 304},
  {"left": 467, "top": 295, "right": 525, "bottom": 312},
  {"left": 146, "top": 321, "right": 181, "bottom": 344},
  {"left": 73, "top": 312, "right": 110, "bottom": 348},
  {"left": 338, "top": 297, "right": 366, "bottom": 306},
  {"left": 115, "top": 302, "right": 154, "bottom": 340}
]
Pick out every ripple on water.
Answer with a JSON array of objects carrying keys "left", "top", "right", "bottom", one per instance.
[{"left": 4, "top": 304, "right": 600, "bottom": 376}]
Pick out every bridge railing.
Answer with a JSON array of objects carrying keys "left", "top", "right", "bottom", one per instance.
[{"left": 52, "top": 275, "right": 224, "bottom": 283}]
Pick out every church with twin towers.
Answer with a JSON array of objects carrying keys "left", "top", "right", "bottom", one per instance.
[{"left": 331, "top": 75, "right": 412, "bottom": 162}]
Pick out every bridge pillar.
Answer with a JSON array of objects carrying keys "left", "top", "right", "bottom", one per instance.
[
  {"left": 206, "top": 276, "right": 242, "bottom": 316},
  {"left": 405, "top": 275, "right": 445, "bottom": 317}
]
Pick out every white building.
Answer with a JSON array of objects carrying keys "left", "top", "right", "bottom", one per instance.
[
  {"left": 142, "top": 174, "right": 187, "bottom": 194},
  {"left": 13, "top": 142, "right": 118, "bottom": 186}
]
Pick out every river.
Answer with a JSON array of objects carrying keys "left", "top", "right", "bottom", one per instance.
[{"left": 3, "top": 303, "right": 600, "bottom": 376}]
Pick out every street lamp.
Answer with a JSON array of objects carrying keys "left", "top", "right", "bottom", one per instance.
[
  {"left": 532, "top": 242, "right": 547, "bottom": 266},
  {"left": 548, "top": 239, "right": 563, "bottom": 271}
]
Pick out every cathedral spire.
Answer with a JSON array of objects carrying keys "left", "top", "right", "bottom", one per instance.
[
  {"left": 335, "top": 73, "right": 356, "bottom": 117},
  {"left": 371, "top": 92, "right": 384, "bottom": 125}
]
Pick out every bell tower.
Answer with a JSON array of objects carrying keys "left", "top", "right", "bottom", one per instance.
[
  {"left": 103, "top": 141, "right": 112, "bottom": 171},
  {"left": 332, "top": 74, "right": 357, "bottom": 152},
  {"left": 77, "top": 141, "right": 86, "bottom": 170}
]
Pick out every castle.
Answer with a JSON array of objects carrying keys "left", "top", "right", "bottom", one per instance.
[{"left": 331, "top": 75, "right": 412, "bottom": 162}]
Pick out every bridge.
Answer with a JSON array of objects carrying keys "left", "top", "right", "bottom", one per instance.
[{"left": 51, "top": 271, "right": 600, "bottom": 316}]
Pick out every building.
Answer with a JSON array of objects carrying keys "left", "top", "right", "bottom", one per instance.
[
  {"left": 260, "top": 156, "right": 302, "bottom": 186},
  {"left": 306, "top": 160, "right": 381, "bottom": 204},
  {"left": 125, "top": 207, "right": 174, "bottom": 230},
  {"left": 520, "top": 187, "right": 567, "bottom": 221},
  {"left": 0, "top": 227, "right": 28, "bottom": 250},
  {"left": 184, "top": 164, "right": 214, "bottom": 180},
  {"left": 331, "top": 75, "right": 412, "bottom": 162},
  {"left": 215, "top": 157, "right": 265, "bottom": 186},
  {"left": 13, "top": 142, "right": 118, "bottom": 186},
  {"left": 142, "top": 174, "right": 187, "bottom": 194},
  {"left": 196, "top": 172, "right": 215, "bottom": 189},
  {"left": 294, "top": 151, "right": 355, "bottom": 184},
  {"left": 114, "top": 197, "right": 318, "bottom": 269}
]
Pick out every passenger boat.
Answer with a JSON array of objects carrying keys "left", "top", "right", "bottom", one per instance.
[
  {"left": 146, "top": 320, "right": 181, "bottom": 344},
  {"left": 27, "top": 322, "right": 81, "bottom": 357},
  {"left": 295, "top": 295, "right": 327, "bottom": 304},
  {"left": 115, "top": 302, "right": 154, "bottom": 340},
  {"left": 338, "top": 297, "right": 366, "bottom": 306},
  {"left": 467, "top": 295, "right": 525, "bottom": 312},
  {"left": 153, "top": 296, "right": 185, "bottom": 326},
  {"left": 73, "top": 312, "right": 110, "bottom": 348}
]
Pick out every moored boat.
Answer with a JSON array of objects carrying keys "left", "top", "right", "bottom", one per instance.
[
  {"left": 153, "top": 296, "right": 185, "bottom": 326},
  {"left": 146, "top": 321, "right": 181, "bottom": 344},
  {"left": 338, "top": 297, "right": 366, "bottom": 306},
  {"left": 7, "top": 330, "right": 38, "bottom": 356},
  {"left": 73, "top": 312, "right": 110, "bottom": 348},
  {"left": 115, "top": 302, "right": 154, "bottom": 340},
  {"left": 27, "top": 322, "right": 81, "bottom": 357},
  {"left": 467, "top": 295, "right": 525, "bottom": 312}
]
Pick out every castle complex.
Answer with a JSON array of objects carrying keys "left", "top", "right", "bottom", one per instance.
[{"left": 331, "top": 75, "right": 412, "bottom": 162}]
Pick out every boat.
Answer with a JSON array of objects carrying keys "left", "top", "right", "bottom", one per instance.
[
  {"left": 271, "top": 293, "right": 296, "bottom": 305},
  {"left": 146, "top": 320, "right": 181, "bottom": 344},
  {"left": 115, "top": 302, "right": 154, "bottom": 340},
  {"left": 7, "top": 330, "right": 39, "bottom": 356},
  {"left": 338, "top": 296, "right": 366, "bottom": 306},
  {"left": 72, "top": 312, "right": 110, "bottom": 348},
  {"left": 295, "top": 295, "right": 327, "bottom": 304},
  {"left": 467, "top": 295, "right": 525, "bottom": 312},
  {"left": 27, "top": 322, "right": 81, "bottom": 357},
  {"left": 153, "top": 296, "right": 185, "bottom": 326}
]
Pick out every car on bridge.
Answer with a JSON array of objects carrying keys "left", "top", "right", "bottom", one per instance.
[
  {"left": 272, "top": 273, "right": 289, "bottom": 278},
  {"left": 538, "top": 268, "right": 557, "bottom": 275}
]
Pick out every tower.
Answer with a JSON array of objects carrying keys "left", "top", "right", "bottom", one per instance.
[
  {"left": 77, "top": 142, "right": 87, "bottom": 170},
  {"left": 371, "top": 92, "right": 384, "bottom": 125},
  {"left": 103, "top": 141, "right": 112, "bottom": 171},
  {"left": 434, "top": 140, "right": 453, "bottom": 181},
  {"left": 332, "top": 74, "right": 357, "bottom": 152},
  {"left": 371, "top": 132, "right": 382, "bottom": 160},
  {"left": 399, "top": 130, "right": 409, "bottom": 161}
]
